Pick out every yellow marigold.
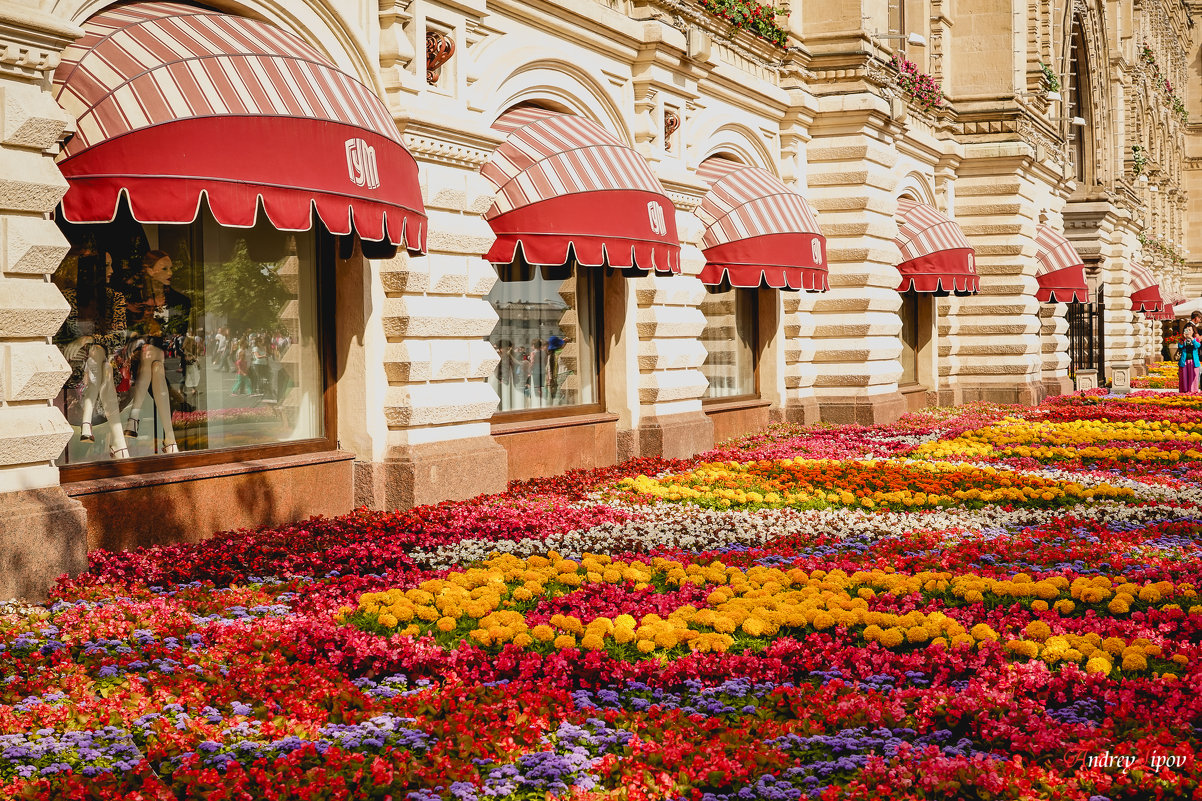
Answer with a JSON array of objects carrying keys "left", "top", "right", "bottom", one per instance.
[
  {"left": 531, "top": 625, "right": 556, "bottom": 643},
  {"left": 580, "top": 634, "right": 607, "bottom": 651},
  {"left": 400, "top": 624, "right": 420, "bottom": 637},
  {"left": 878, "top": 627, "right": 905, "bottom": 648},
  {"left": 812, "top": 612, "right": 836, "bottom": 631},
  {"left": 1108, "top": 599, "right": 1130, "bottom": 615},
  {"left": 653, "top": 630, "right": 678, "bottom": 650},
  {"left": 741, "top": 618, "right": 766, "bottom": 637},
  {"left": 712, "top": 616, "right": 737, "bottom": 634},
  {"left": 906, "top": 626, "right": 930, "bottom": 644},
  {"left": 970, "top": 623, "right": 999, "bottom": 642},
  {"left": 1138, "top": 586, "right": 1162, "bottom": 603},
  {"left": 1143, "top": 643, "right": 1163, "bottom": 657},
  {"left": 553, "top": 634, "right": 577, "bottom": 650},
  {"left": 1172, "top": 654, "right": 1189, "bottom": 665},
  {"left": 862, "top": 624, "right": 884, "bottom": 642},
  {"left": 1030, "top": 600, "right": 1049, "bottom": 612},
  {"left": 1085, "top": 657, "right": 1112, "bottom": 675},
  {"left": 964, "top": 590, "right": 985, "bottom": 604},
  {"left": 1054, "top": 600, "right": 1075, "bottom": 615},
  {"left": 1003, "top": 640, "right": 1037, "bottom": 659},
  {"left": 636, "top": 639, "right": 656, "bottom": 654},
  {"left": 1024, "top": 620, "right": 1052, "bottom": 640},
  {"left": 1121, "top": 652, "right": 1148, "bottom": 672},
  {"left": 512, "top": 632, "right": 533, "bottom": 648},
  {"left": 377, "top": 613, "right": 399, "bottom": 629},
  {"left": 1101, "top": 637, "right": 1126, "bottom": 655},
  {"left": 469, "top": 629, "right": 492, "bottom": 646},
  {"left": 511, "top": 587, "right": 533, "bottom": 602},
  {"left": 436, "top": 616, "right": 457, "bottom": 633}
]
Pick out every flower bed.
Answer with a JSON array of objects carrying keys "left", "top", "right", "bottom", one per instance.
[
  {"left": 1132, "top": 362, "right": 1178, "bottom": 389},
  {"left": 3, "top": 393, "right": 1202, "bottom": 799}
]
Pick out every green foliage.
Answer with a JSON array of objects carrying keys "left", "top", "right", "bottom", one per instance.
[
  {"left": 695, "top": 0, "right": 787, "bottom": 48},
  {"left": 204, "top": 241, "right": 290, "bottom": 335},
  {"left": 1039, "top": 63, "right": 1061, "bottom": 94}
]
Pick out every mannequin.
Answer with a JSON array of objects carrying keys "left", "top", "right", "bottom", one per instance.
[
  {"left": 122, "top": 250, "right": 191, "bottom": 453},
  {"left": 59, "top": 250, "right": 131, "bottom": 459}
]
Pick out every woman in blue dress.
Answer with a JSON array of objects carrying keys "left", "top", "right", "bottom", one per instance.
[{"left": 1178, "top": 323, "right": 1200, "bottom": 393}]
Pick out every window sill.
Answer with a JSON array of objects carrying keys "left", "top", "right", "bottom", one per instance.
[
  {"left": 702, "top": 397, "right": 770, "bottom": 414},
  {"left": 64, "top": 449, "right": 355, "bottom": 496},
  {"left": 898, "top": 382, "right": 929, "bottom": 395},
  {"left": 491, "top": 411, "right": 620, "bottom": 436}
]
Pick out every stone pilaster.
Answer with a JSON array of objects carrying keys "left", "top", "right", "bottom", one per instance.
[
  {"left": 1038, "top": 304, "right": 1073, "bottom": 397},
  {"left": 1099, "top": 225, "right": 1142, "bottom": 387},
  {"left": 631, "top": 195, "right": 712, "bottom": 459},
  {"left": 0, "top": 2, "right": 87, "bottom": 600},
  {"left": 780, "top": 291, "right": 820, "bottom": 422},
  {"left": 944, "top": 143, "right": 1044, "bottom": 406},
  {"left": 633, "top": 272, "right": 711, "bottom": 458},
  {"left": 350, "top": 138, "right": 507, "bottom": 510},
  {"left": 804, "top": 97, "right": 906, "bottom": 425}
]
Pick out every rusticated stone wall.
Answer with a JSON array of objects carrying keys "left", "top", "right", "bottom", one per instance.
[{"left": 0, "top": 1, "right": 86, "bottom": 599}]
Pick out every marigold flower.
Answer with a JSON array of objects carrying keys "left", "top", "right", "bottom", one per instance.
[{"left": 970, "top": 623, "right": 999, "bottom": 642}]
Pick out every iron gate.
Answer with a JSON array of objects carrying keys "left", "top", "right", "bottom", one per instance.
[{"left": 1066, "top": 286, "right": 1106, "bottom": 381}]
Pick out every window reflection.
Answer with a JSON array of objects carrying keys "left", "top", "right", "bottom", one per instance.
[
  {"left": 52, "top": 205, "right": 323, "bottom": 466},
  {"left": 486, "top": 261, "right": 599, "bottom": 413},
  {"left": 701, "top": 286, "right": 757, "bottom": 399}
]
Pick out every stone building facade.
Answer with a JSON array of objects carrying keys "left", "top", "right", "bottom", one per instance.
[{"left": 0, "top": 0, "right": 1194, "bottom": 597}]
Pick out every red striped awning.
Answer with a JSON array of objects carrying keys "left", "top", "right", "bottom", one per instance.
[
  {"left": 481, "top": 107, "right": 679, "bottom": 273},
  {"left": 1147, "top": 304, "right": 1175, "bottom": 321},
  {"left": 1130, "top": 261, "right": 1164, "bottom": 313},
  {"left": 1034, "top": 224, "right": 1089, "bottom": 303},
  {"left": 694, "top": 158, "right": 827, "bottom": 291},
  {"left": 52, "top": 2, "right": 425, "bottom": 252},
  {"left": 893, "top": 199, "right": 977, "bottom": 295}
]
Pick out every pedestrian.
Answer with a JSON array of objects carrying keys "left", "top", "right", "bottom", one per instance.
[
  {"left": 231, "top": 340, "right": 252, "bottom": 396},
  {"left": 1178, "top": 324, "right": 1200, "bottom": 393}
]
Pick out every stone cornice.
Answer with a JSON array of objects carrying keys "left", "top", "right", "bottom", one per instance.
[
  {"left": 0, "top": 2, "right": 82, "bottom": 80},
  {"left": 397, "top": 116, "right": 500, "bottom": 168}
]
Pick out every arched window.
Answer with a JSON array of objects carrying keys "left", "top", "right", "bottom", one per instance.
[{"left": 1068, "top": 18, "right": 1095, "bottom": 186}]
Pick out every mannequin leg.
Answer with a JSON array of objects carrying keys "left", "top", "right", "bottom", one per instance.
[
  {"left": 149, "top": 359, "right": 179, "bottom": 453},
  {"left": 78, "top": 345, "right": 107, "bottom": 442},
  {"left": 123, "top": 344, "right": 156, "bottom": 437},
  {"left": 94, "top": 360, "right": 129, "bottom": 459}
]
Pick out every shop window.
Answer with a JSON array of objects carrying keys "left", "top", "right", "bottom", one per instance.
[
  {"left": 487, "top": 260, "right": 602, "bottom": 416},
  {"left": 701, "top": 286, "right": 758, "bottom": 399},
  {"left": 52, "top": 205, "right": 328, "bottom": 472}
]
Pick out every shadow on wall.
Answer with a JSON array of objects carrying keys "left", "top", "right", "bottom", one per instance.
[
  {"left": 0, "top": 487, "right": 88, "bottom": 601},
  {"left": 68, "top": 454, "right": 355, "bottom": 554}
]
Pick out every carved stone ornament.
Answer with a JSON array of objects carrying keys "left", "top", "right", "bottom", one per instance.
[
  {"left": 663, "top": 109, "right": 681, "bottom": 149},
  {"left": 426, "top": 30, "right": 454, "bottom": 85}
]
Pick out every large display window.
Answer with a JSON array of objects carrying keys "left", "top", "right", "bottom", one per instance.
[
  {"left": 486, "top": 260, "right": 602, "bottom": 417},
  {"left": 52, "top": 205, "right": 331, "bottom": 475},
  {"left": 701, "top": 286, "right": 758, "bottom": 399}
]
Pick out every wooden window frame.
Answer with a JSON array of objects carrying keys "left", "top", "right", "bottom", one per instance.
[
  {"left": 57, "top": 226, "right": 339, "bottom": 484},
  {"left": 488, "top": 261, "right": 607, "bottom": 425}
]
